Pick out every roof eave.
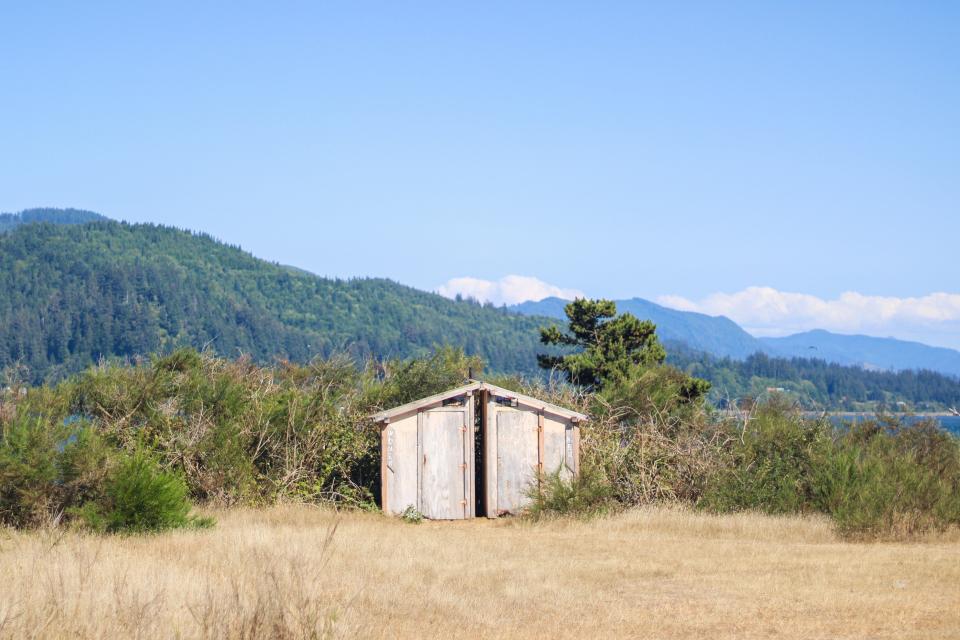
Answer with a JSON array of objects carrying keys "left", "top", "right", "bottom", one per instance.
[{"left": 369, "top": 380, "right": 588, "bottom": 423}]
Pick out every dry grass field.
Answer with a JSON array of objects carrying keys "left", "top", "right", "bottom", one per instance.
[{"left": 1, "top": 505, "right": 958, "bottom": 640}]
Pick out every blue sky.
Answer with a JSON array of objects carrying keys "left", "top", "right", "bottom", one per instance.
[{"left": 2, "top": 3, "right": 959, "bottom": 346}]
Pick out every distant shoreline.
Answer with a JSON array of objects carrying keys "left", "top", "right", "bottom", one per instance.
[{"left": 805, "top": 411, "right": 957, "bottom": 417}]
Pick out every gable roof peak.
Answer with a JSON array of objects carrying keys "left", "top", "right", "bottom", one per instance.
[{"left": 370, "top": 381, "right": 588, "bottom": 423}]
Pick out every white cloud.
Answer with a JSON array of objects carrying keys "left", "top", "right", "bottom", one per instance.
[
  {"left": 657, "top": 287, "right": 960, "bottom": 348},
  {"left": 437, "top": 275, "right": 584, "bottom": 306}
]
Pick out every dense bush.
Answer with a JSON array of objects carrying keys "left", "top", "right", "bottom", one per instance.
[
  {"left": 524, "top": 467, "right": 615, "bottom": 520},
  {"left": 516, "top": 370, "right": 960, "bottom": 538},
  {"left": 0, "top": 346, "right": 484, "bottom": 531},
  {"left": 74, "top": 450, "right": 212, "bottom": 533},
  {"left": 0, "top": 411, "right": 204, "bottom": 533},
  {"left": 3, "top": 346, "right": 959, "bottom": 539},
  {"left": 65, "top": 350, "right": 380, "bottom": 506},
  {"left": 701, "top": 399, "right": 832, "bottom": 514},
  {"left": 0, "top": 413, "right": 66, "bottom": 528},
  {"left": 579, "top": 367, "right": 727, "bottom": 506},
  {"left": 813, "top": 419, "right": 960, "bottom": 537},
  {"left": 699, "top": 401, "right": 960, "bottom": 537}
]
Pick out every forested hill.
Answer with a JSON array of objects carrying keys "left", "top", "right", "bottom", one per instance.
[
  {"left": 4, "top": 212, "right": 960, "bottom": 410},
  {"left": 0, "top": 208, "right": 108, "bottom": 233},
  {"left": 0, "top": 220, "right": 553, "bottom": 383}
]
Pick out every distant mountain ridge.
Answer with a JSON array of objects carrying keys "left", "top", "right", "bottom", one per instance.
[
  {"left": 0, "top": 208, "right": 108, "bottom": 233},
  {"left": 510, "top": 297, "right": 960, "bottom": 378},
  {"left": 759, "top": 330, "right": 960, "bottom": 378},
  {"left": 511, "top": 297, "right": 767, "bottom": 359}
]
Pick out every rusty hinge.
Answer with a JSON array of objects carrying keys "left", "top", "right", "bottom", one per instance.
[
  {"left": 459, "top": 463, "right": 468, "bottom": 469},
  {"left": 460, "top": 500, "right": 468, "bottom": 506},
  {"left": 460, "top": 426, "right": 468, "bottom": 433}
]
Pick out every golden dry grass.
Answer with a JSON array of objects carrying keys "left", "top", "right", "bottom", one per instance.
[{"left": 0, "top": 505, "right": 958, "bottom": 639}]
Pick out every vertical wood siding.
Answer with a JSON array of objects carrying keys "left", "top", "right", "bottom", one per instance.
[
  {"left": 484, "top": 394, "right": 498, "bottom": 518},
  {"left": 495, "top": 408, "right": 539, "bottom": 514},
  {"left": 542, "top": 414, "right": 571, "bottom": 480},
  {"left": 380, "top": 384, "right": 583, "bottom": 520},
  {"left": 419, "top": 409, "right": 468, "bottom": 519},
  {"left": 385, "top": 413, "right": 418, "bottom": 515}
]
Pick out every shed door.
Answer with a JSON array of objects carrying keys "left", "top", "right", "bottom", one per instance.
[
  {"left": 495, "top": 408, "right": 539, "bottom": 514},
  {"left": 419, "top": 409, "right": 469, "bottom": 519}
]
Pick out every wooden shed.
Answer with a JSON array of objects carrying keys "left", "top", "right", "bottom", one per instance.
[{"left": 371, "top": 381, "right": 588, "bottom": 519}]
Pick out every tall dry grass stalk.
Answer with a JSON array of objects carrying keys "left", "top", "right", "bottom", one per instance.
[{"left": 1, "top": 505, "right": 957, "bottom": 639}]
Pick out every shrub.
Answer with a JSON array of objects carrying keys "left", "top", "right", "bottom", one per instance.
[
  {"left": 57, "top": 425, "right": 114, "bottom": 511},
  {"left": 0, "top": 413, "right": 64, "bottom": 527},
  {"left": 0, "top": 407, "right": 209, "bottom": 533},
  {"left": 71, "top": 352, "right": 381, "bottom": 508},
  {"left": 375, "top": 346, "right": 482, "bottom": 408},
  {"left": 400, "top": 505, "right": 423, "bottom": 524},
  {"left": 75, "top": 450, "right": 212, "bottom": 533},
  {"left": 813, "top": 419, "right": 960, "bottom": 537},
  {"left": 524, "top": 467, "right": 615, "bottom": 520},
  {"left": 701, "top": 400, "right": 831, "bottom": 514},
  {"left": 581, "top": 371, "right": 725, "bottom": 506},
  {"left": 696, "top": 401, "right": 960, "bottom": 538}
]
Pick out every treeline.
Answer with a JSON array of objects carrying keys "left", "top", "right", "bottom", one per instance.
[
  {"left": 0, "top": 207, "right": 106, "bottom": 233},
  {"left": 0, "top": 221, "right": 556, "bottom": 383},
  {"left": 669, "top": 345, "right": 960, "bottom": 410}
]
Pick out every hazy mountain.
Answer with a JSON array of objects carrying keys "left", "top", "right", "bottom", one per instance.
[
  {"left": 0, "top": 208, "right": 109, "bottom": 233},
  {"left": 510, "top": 297, "right": 767, "bottom": 359},
  {"left": 510, "top": 297, "right": 960, "bottom": 378},
  {"left": 760, "top": 330, "right": 960, "bottom": 378}
]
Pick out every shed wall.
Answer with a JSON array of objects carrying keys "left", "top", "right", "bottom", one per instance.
[
  {"left": 385, "top": 413, "right": 418, "bottom": 515},
  {"left": 494, "top": 407, "right": 539, "bottom": 514},
  {"left": 542, "top": 415, "right": 572, "bottom": 480}
]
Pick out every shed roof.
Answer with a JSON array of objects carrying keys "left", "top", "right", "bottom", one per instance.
[{"left": 370, "top": 380, "right": 589, "bottom": 423}]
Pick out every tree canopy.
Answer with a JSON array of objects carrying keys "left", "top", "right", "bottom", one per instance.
[{"left": 537, "top": 298, "right": 666, "bottom": 387}]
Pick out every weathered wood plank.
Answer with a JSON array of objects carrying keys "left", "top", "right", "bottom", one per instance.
[
  {"left": 387, "top": 413, "right": 418, "bottom": 515},
  {"left": 420, "top": 409, "right": 467, "bottom": 519},
  {"left": 381, "top": 424, "right": 389, "bottom": 515},
  {"left": 543, "top": 414, "right": 570, "bottom": 480},
  {"left": 416, "top": 411, "right": 424, "bottom": 512},
  {"left": 467, "top": 393, "right": 475, "bottom": 518},
  {"left": 495, "top": 408, "right": 539, "bottom": 514},
  {"left": 484, "top": 392, "right": 498, "bottom": 518},
  {"left": 537, "top": 412, "right": 545, "bottom": 480},
  {"left": 573, "top": 424, "right": 581, "bottom": 475}
]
